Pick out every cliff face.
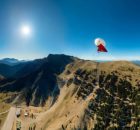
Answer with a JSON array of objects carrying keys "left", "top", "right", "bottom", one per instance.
[{"left": 0, "top": 55, "right": 140, "bottom": 129}]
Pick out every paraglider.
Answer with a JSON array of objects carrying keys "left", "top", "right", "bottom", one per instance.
[
  {"left": 94, "top": 38, "right": 108, "bottom": 52},
  {"left": 93, "top": 38, "right": 108, "bottom": 85}
]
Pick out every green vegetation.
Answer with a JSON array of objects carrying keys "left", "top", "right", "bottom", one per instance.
[{"left": 87, "top": 71, "right": 140, "bottom": 130}]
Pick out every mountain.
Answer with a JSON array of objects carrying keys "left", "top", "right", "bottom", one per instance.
[
  {"left": 0, "top": 54, "right": 140, "bottom": 129},
  {"left": 0, "top": 54, "right": 77, "bottom": 106},
  {"left": 0, "top": 55, "right": 61, "bottom": 78},
  {"left": 132, "top": 60, "right": 140, "bottom": 66},
  {"left": 0, "top": 58, "right": 23, "bottom": 66},
  {"left": 0, "top": 63, "right": 24, "bottom": 78},
  {"left": 0, "top": 58, "right": 27, "bottom": 78},
  {"left": 34, "top": 60, "right": 140, "bottom": 130}
]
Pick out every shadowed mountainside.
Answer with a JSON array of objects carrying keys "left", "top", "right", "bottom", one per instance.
[
  {"left": 0, "top": 54, "right": 77, "bottom": 106},
  {"left": 0, "top": 55, "right": 140, "bottom": 129}
]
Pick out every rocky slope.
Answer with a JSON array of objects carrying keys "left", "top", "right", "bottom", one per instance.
[
  {"left": 0, "top": 55, "right": 140, "bottom": 129},
  {"left": 36, "top": 59, "right": 140, "bottom": 130},
  {"left": 33, "top": 60, "right": 140, "bottom": 130},
  {"left": 0, "top": 54, "right": 77, "bottom": 106}
]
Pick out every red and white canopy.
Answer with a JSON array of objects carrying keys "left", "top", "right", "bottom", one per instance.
[{"left": 94, "top": 38, "right": 108, "bottom": 52}]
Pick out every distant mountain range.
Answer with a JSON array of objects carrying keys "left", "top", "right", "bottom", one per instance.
[
  {"left": 0, "top": 58, "right": 21, "bottom": 66},
  {"left": 97, "top": 60, "right": 140, "bottom": 65},
  {"left": 132, "top": 60, "right": 140, "bottom": 66},
  {"left": 0, "top": 58, "right": 27, "bottom": 66},
  {"left": 1, "top": 57, "right": 140, "bottom": 66},
  {"left": 0, "top": 54, "right": 139, "bottom": 129}
]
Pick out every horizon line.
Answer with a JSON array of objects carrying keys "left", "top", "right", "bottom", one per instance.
[{"left": 0, "top": 54, "right": 140, "bottom": 61}]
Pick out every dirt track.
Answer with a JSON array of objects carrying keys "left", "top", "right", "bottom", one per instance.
[{"left": 2, "top": 107, "right": 16, "bottom": 130}]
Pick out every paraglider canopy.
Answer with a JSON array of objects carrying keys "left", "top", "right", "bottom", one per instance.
[{"left": 94, "top": 38, "right": 108, "bottom": 52}]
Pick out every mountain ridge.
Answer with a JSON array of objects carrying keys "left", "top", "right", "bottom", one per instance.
[{"left": 0, "top": 54, "right": 140, "bottom": 129}]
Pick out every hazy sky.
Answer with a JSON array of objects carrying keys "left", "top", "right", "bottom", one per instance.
[{"left": 0, "top": 0, "right": 140, "bottom": 60}]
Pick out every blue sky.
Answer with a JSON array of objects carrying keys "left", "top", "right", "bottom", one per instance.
[{"left": 0, "top": 0, "right": 140, "bottom": 60}]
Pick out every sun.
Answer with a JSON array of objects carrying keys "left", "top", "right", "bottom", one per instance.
[{"left": 21, "top": 25, "right": 31, "bottom": 36}]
